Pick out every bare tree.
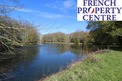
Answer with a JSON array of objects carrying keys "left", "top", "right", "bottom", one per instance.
[
  {"left": 0, "top": 0, "right": 19, "bottom": 15},
  {"left": 0, "top": 16, "right": 39, "bottom": 54}
]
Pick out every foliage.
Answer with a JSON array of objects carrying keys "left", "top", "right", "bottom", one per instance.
[
  {"left": 87, "top": 21, "right": 122, "bottom": 45},
  {"left": 70, "top": 31, "right": 93, "bottom": 43},
  {"left": 42, "top": 32, "right": 68, "bottom": 43},
  {"left": 41, "top": 31, "right": 92, "bottom": 44}
]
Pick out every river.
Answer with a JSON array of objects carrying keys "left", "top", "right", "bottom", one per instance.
[{"left": 0, "top": 44, "right": 94, "bottom": 81}]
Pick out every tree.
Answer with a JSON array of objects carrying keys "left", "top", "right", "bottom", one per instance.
[
  {"left": 69, "top": 31, "right": 91, "bottom": 44},
  {"left": 0, "top": 16, "right": 39, "bottom": 54},
  {"left": 42, "top": 32, "right": 67, "bottom": 43},
  {"left": 0, "top": 0, "right": 19, "bottom": 15},
  {"left": 87, "top": 21, "right": 122, "bottom": 45},
  {"left": 41, "top": 31, "right": 92, "bottom": 44}
]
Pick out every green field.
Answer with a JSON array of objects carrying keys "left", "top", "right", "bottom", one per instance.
[{"left": 42, "top": 50, "right": 122, "bottom": 81}]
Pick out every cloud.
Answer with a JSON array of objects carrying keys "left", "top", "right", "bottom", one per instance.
[
  {"left": 64, "top": 0, "right": 76, "bottom": 9},
  {"left": 16, "top": 8, "right": 34, "bottom": 12},
  {"left": 14, "top": 0, "right": 76, "bottom": 19},
  {"left": 38, "top": 13, "right": 75, "bottom": 19},
  {"left": 46, "top": 3, "right": 59, "bottom": 9},
  {"left": 46, "top": 0, "right": 76, "bottom": 9},
  {"left": 45, "top": 0, "right": 76, "bottom": 14},
  {"left": 15, "top": 8, "right": 75, "bottom": 19},
  {"left": 11, "top": 7, "right": 34, "bottom": 12}
]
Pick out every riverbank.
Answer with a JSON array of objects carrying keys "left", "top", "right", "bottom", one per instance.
[
  {"left": 41, "top": 49, "right": 122, "bottom": 81},
  {"left": 43, "top": 42, "right": 84, "bottom": 44}
]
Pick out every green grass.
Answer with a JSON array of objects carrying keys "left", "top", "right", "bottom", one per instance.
[{"left": 42, "top": 50, "right": 122, "bottom": 81}]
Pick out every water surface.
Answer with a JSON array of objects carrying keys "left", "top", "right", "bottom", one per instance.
[{"left": 0, "top": 44, "right": 91, "bottom": 81}]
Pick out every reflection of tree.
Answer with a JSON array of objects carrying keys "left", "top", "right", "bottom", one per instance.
[
  {"left": 48, "top": 44, "right": 104, "bottom": 56},
  {"left": 21, "top": 46, "right": 39, "bottom": 60},
  {"left": 69, "top": 45, "right": 82, "bottom": 55},
  {"left": 54, "top": 44, "right": 68, "bottom": 54},
  {"left": 49, "top": 44, "right": 94, "bottom": 55},
  {"left": 0, "top": 55, "right": 21, "bottom": 80},
  {"left": 0, "top": 57, "right": 19, "bottom": 73},
  {"left": 0, "top": 46, "right": 39, "bottom": 80},
  {"left": 47, "top": 44, "right": 68, "bottom": 55},
  {"left": 69, "top": 44, "right": 102, "bottom": 55}
]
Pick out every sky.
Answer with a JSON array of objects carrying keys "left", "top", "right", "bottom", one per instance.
[{"left": 10, "top": 0, "right": 88, "bottom": 34}]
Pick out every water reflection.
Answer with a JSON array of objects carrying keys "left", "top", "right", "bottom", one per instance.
[
  {"left": 0, "top": 44, "right": 94, "bottom": 81},
  {"left": 49, "top": 44, "right": 94, "bottom": 55},
  {"left": 0, "top": 47, "right": 39, "bottom": 81}
]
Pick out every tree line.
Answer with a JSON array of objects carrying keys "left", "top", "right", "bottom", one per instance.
[
  {"left": 41, "top": 31, "right": 91, "bottom": 44},
  {"left": 42, "top": 21, "right": 122, "bottom": 46}
]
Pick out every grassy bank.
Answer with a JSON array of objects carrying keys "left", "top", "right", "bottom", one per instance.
[{"left": 41, "top": 50, "right": 122, "bottom": 81}]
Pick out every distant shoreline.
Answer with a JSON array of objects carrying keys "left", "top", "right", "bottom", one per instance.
[{"left": 42, "top": 42, "right": 83, "bottom": 44}]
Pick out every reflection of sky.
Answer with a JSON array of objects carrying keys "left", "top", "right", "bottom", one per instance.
[
  {"left": 10, "top": 0, "right": 88, "bottom": 34},
  {"left": 1, "top": 44, "right": 83, "bottom": 81}
]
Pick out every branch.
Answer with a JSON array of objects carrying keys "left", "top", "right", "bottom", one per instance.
[
  {"left": 0, "top": 35, "right": 23, "bottom": 46},
  {"left": 1, "top": 41, "right": 14, "bottom": 54}
]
